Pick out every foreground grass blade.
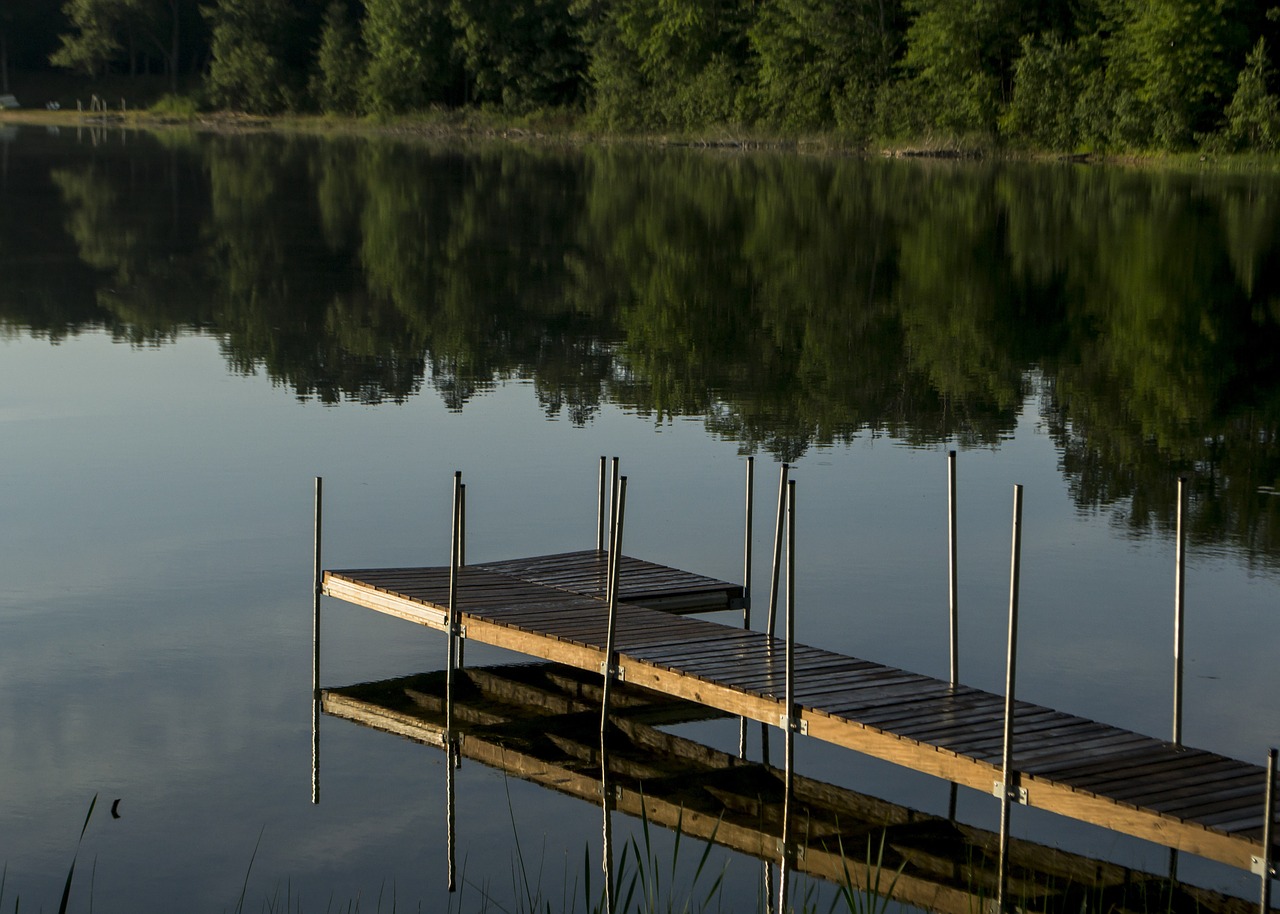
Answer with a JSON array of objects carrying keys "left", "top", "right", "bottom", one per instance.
[{"left": 58, "top": 793, "right": 98, "bottom": 914}]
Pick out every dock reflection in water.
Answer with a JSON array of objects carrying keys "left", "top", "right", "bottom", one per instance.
[{"left": 320, "top": 662, "right": 1262, "bottom": 914}]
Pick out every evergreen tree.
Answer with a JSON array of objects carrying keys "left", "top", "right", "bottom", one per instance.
[{"left": 1222, "top": 37, "right": 1280, "bottom": 150}]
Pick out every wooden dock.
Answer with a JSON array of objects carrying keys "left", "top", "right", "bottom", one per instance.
[
  {"left": 321, "top": 547, "right": 1279, "bottom": 876},
  {"left": 322, "top": 661, "right": 1266, "bottom": 914}
]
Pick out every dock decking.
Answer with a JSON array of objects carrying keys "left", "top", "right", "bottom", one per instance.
[{"left": 321, "top": 548, "right": 1278, "bottom": 875}]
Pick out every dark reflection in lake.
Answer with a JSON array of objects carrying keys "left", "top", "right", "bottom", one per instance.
[{"left": 2, "top": 127, "right": 1279, "bottom": 568}]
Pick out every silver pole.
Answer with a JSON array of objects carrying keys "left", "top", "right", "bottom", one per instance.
[
  {"left": 778, "top": 479, "right": 796, "bottom": 914},
  {"left": 456, "top": 482, "right": 466, "bottom": 670},
  {"left": 1174, "top": 475, "right": 1187, "bottom": 746},
  {"left": 600, "top": 476, "right": 628, "bottom": 725},
  {"left": 312, "top": 477, "right": 322, "bottom": 806},
  {"left": 744, "top": 455, "right": 755, "bottom": 627},
  {"left": 1263, "top": 747, "right": 1276, "bottom": 914},
  {"left": 607, "top": 457, "right": 620, "bottom": 556},
  {"left": 446, "top": 736, "right": 456, "bottom": 893},
  {"left": 600, "top": 475, "right": 626, "bottom": 914},
  {"left": 597, "top": 456, "right": 607, "bottom": 552},
  {"left": 766, "top": 463, "right": 790, "bottom": 641},
  {"left": 948, "top": 450, "right": 959, "bottom": 686},
  {"left": 741, "top": 456, "right": 755, "bottom": 759},
  {"left": 997, "top": 484, "right": 1024, "bottom": 913},
  {"left": 445, "top": 471, "right": 462, "bottom": 738}
]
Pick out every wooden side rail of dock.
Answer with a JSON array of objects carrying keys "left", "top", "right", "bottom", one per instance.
[{"left": 320, "top": 551, "right": 1279, "bottom": 876}]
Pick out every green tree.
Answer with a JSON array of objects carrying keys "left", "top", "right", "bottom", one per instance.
[
  {"left": 898, "top": 0, "right": 1022, "bottom": 135},
  {"left": 579, "top": 0, "right": 756, "bottom": 129},
  {"left": 360, "top": 0, "right": 460, "bottom": 113},
  {"left": 310, "top": 0, "right": 365, "bottom": 113},
  {"left": 1106, "top": 0, "right": 1234, "bottom": 148},
  {"left": 1002, "top": 34, "right": 1096, "bottom": 148},
  {"left": 50, "top": 0, "right": 136, "bottom": 78},
  {"left": 203, "top": 0, "right": 295, "bottom": 112},
  {"left": 49, "top": 0, "right": 185, "bottom": 88},
  {"left": 1222, "top": 36, "right": 1280, "bottom": 151},
  {"left": 750, "top": 0, "right": 901, "bottom": 135},
  {"left": 448, "top": 0, "right": 585, "bottom": 110}
]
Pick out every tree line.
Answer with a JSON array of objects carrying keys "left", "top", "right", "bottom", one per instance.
[{"left": 6, "top": 0, "right": 1280, "bottom": 152}]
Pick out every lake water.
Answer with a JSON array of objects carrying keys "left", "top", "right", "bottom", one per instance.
[{"left": 1, "top": 124, "right": 1278, "bottom": 911}]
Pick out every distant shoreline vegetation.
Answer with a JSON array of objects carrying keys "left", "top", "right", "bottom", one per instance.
[{"left": 3, "top": 0, "right": 1280, "bottom": 156}]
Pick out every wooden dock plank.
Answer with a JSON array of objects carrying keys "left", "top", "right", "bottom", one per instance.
[{"left": 321, "top": 556, "right": 1278, "bottom": 872}]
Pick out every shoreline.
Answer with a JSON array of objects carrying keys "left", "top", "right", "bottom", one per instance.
[{"left": 6, "top": 107, "right": 1280, "bottom": 173}]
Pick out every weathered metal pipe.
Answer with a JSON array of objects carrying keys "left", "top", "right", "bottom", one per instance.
[
  {"left": 1262, "top": 747, "right": 1276, "bottom": 914},
  {"left": 778, "top": 478, "right": 797, "bottom": 914},
  {"left": 1174, "top": 475, "right": 1187, "bottom": 746},
  {"left": 948, "top": 450, "right": 959, "bottom": 686},
  {"left": 312, "top": 476, "right": 322, "bottom": 806},
  {"left": 766, "top": 463, "right": 789, "bottom": 642},
  {"left": 997, "top": 484, "right": 1024, "bottom": 913}
]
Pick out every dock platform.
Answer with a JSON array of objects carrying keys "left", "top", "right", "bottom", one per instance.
[{"left": 322, "top": 549, "right": 1278, "bottom": 875}]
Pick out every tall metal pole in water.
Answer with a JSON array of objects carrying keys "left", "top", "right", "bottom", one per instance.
[
  {"left": 312, "top": 477, "right": 323, "bottom": 806},
  {"left": 1261, "top": 747, "right": 1276, "bottom": 914},
  {"left": 743, "top": 455, "right": 755, "bottom": 629},
  {"left": 778, "top": 479, "right": 796, "bottom": 914},
  {"left": 997, "top": 484, "right": 1024, "bottom": 913},
  {"left": 445, "top": 470, "right": 463, "bottom": 893},
  {"left": 445, "top": 471, "right": 462, "bottom": 737},
  {"left": 740, "top": 456, "right": 754, "bottom": 759},
  {"left": 947, "top": 451, "right": 960, "bottom": 820},
  {"left": 597, "top": 456, "right": 607, "bottom": 552},
  {"left": 456, "top": 482, "right": 467, "bottom": 669},
  {"left": 766, "top": 463, "right": 789, "bottom": 641},
  {"left": 600, "top": 475, "right": 626, "bottom": 914},
  {"left": 1173, "top": 476, "right": 1187, "bottom": 747},
  {"left": 948, "top": 450, "right": 959, "bottom": 686}
]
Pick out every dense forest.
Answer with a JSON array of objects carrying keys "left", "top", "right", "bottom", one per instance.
[{"left": 4, "top": 0, "right": 1280, "bottom": 152}]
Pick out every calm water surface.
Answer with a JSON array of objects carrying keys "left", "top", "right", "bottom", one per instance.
[{"left": 0, "top": 126, "right": 1278, "bottom": 911}]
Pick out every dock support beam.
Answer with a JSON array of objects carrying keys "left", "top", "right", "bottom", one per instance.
[
  {"left": 997, "top": 484, "right": 1024, "bottom": 913},
  {"left": 312, "top": 476, "right": 322, "bottom": 806}
]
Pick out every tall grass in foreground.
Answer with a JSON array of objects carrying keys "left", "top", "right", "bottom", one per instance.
[{"left": 4, "top": 794, "right": 909, "bottom": 914}]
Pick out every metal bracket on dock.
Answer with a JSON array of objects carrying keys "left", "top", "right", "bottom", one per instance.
[
  {"left": 600, "top": 662, "right": 625, "bottom": 682},
  {"left": 450, "top": 623, "right": 467, "bottom": 638},
  {"left": 779, "top": 715, "right": 808, "bottom": 735},
  {"left": 774, "top": 839, "right": 806, "bottom": 861},
  {"left": 1250, "top": 856, "right": 1277, "bottom": 877},
  {"left": 993, "top": 781, "right": 1029, "bottom": 805}
]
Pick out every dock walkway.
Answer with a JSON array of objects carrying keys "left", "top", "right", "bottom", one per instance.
[{"left": 322, "top": 548, "right": 1277, "bottom": 874}]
